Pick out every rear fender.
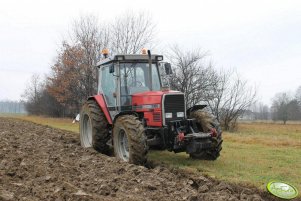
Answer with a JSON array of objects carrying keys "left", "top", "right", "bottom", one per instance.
[
  {"left": 186, "top": 105, "right": 207, "bottom": 117},
  {"left": 88, "top": 95, "right": 112, "bottom": 124}
]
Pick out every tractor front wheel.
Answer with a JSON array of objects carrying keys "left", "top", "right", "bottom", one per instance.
[
  {"left": 113, "top": 115, "right": 148, "bottom": 165},
  {"left": 80, "top": 100, "right": 110, "bottom": 154}
]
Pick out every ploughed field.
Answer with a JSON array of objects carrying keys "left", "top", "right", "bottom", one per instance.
[{"left": 0, "top": 118, "right": 285, "bottom": 200}]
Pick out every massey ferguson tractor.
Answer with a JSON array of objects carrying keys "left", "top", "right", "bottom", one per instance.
[{"left": 79, "top": 49, "right": 222, "bottom": 165}]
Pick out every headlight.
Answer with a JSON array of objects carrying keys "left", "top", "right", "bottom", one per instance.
[
  {"left": 177, "top": 112, "right": 184, "bottom": 118},
  {"left": 165, "top": 113, "right": 172, "bottom": 118}
]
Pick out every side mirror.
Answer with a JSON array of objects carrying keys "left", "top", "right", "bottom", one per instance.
[
  {"left": 164, "top": 63, "right": 173, "bottom": 75},
  {"left": 109, "top": 64, "right": 115, "bottom": 73}
]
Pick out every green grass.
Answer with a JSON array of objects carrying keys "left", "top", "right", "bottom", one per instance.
[
  {"left": 149, "top": 140, "right": 301, "bottom": 190},
  {"left": 5, "top": 115, "right": 301, "bottom": 194},
  {"left": 149, "top": 123, "right": 301, "bottom": 193}
]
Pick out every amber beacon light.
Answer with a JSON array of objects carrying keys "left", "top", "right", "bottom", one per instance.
[
  {"left": 141, "top": 48, "right": 147, "bottom": 54},
  {"left": 101, "top": 49, "right": 109, "bottom": 58}
]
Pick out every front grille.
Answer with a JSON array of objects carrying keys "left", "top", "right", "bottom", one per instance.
[
  {"left": 153, "top": 112, "right": 161, "bottom": 122},
  {"left": 163, "top": 94, "right": 185, "bottom": 124}
]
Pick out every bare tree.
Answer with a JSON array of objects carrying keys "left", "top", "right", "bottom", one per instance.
[
  {"left": 271, "top": 92, "right": 291, "bottom": 124},
  {"left": 256, "top": 102, "right": 270, "bottom": 120},
  {"left": 110, "top": 12, "right": 156, "bottom": 54},
  {"left": 205, "top": 72, "right": 257, "bottom": 130},
  {"left": 72, "top": 15, "right": 109, "bottom": 63},
  {"left": 168, "top": 45, "right": 218, "bottom": 109},
  {"left": 166, "top": 46, "right": 256, "bottom": 130},
  {"left": 22, "top": 74, "right": 63, "bottom": 116},
  {"left": 203, "top": 70, "right": 229, "bottom": 122},
  {"left": 22, "top": 74, "right": 42, "bottom": 103},
  {"left": 287, "top": 99, "right": 301, "bottom": 120},
  {"left": 295, "top": 86, "right": 301, "bottom": 119},
  {"left": 72, "top": 15, "right": 110, "bottom": 96},
  {"left": 22, "top": 74, "right": 43, "bottom": 114},
  {"left": 296, "top": 86, "right": 301, "bottom": 104},
  {"left": 271, "top": 90, "right": 301, "bottom": 123}
]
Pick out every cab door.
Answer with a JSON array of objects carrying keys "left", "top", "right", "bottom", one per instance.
[{"left": 98, "top": 64, "right": 118, "bottom": 120}]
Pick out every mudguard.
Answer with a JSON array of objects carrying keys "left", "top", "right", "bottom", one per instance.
[{"left": 88, "top": 94, "right": 112, "bottom": 124}]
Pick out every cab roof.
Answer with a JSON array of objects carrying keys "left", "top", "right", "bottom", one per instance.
[{"left": 96, "top": 54, "right": 163, "bottom": 67}]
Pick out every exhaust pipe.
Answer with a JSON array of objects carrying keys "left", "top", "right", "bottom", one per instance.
[{"left": 147, "top": 50, "right": 152, "bottom": 91}]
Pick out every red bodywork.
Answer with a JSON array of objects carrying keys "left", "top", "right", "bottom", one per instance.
[
  {"left": 90, "top": 90, "right": 182, "bottom": 127},
  {"left": 132, "top": 90, "right": 182, "bottom": 127}
]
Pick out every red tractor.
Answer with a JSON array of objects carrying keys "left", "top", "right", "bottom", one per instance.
[{"left": 80, "top": 50, "right": 222, "bottom": 165}]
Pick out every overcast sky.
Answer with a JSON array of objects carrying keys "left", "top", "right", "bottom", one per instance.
[{"left": 0, "top": 0, "right": 300, "bottom": 105}]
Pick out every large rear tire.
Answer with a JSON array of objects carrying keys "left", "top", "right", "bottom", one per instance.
[
  {"left": 189, "top": 110, "right": 223, "bottom": 160},
  {"left": 80, "top": 100, "right": 110, "bottom": 154},
  {"left": 113, "top": 115, "right": 148, "bottom": 165}
]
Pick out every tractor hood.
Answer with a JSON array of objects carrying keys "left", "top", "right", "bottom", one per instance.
[{"left": 131, "top": 90, "right": 183, "bottom": 106}]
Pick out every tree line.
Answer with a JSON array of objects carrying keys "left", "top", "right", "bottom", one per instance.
[
  {"left": 0, "top": 100, "right": 26, "bottom": 114},
  {"left": 244, "top": 86, "right": 301, "bottom": 124},
  {"left": 270, "top": 87, "right": 301, "bottom": 124},
  {"left": 22, "top": 12, "right": 256, "bottom": 131}
]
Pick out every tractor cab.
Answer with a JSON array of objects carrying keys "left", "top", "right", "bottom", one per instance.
[{"left": 96, "top": 52, "right": 172, "bottom": 121}]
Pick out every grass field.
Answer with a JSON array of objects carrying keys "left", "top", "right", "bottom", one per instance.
[
  {"left": 6, "top": 115, "right": 301, "bottom": 194},
  {"left": 149, "top": 123, "right": 301, "bottom": 192}
]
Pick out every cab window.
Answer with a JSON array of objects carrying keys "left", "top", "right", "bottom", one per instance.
[{"left": 100, "top": 65, "right": 116, "bottom": 106}]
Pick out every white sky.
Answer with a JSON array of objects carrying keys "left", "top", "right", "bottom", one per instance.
[{"left": 0, "top": 0, "right": 300, "bottom": 105}]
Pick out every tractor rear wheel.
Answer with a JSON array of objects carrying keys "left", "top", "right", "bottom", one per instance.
[
  {"left": 189, "top": 110, "right": 223, "bottom": 160},
  {"left": 80, "top": 100, "right": 110, "bottom": 154},
  {"left": 113, "top": 115, "right": 148, "bottom": 165}
]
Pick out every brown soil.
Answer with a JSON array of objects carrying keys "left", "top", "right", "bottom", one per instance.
[{"left": 0, "top": 117, "right": 289, "bottom": 201}]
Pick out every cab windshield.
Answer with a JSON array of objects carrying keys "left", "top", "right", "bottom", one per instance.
[{"left": 120, "top": 63, "right": 161, "bottom": 105}]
